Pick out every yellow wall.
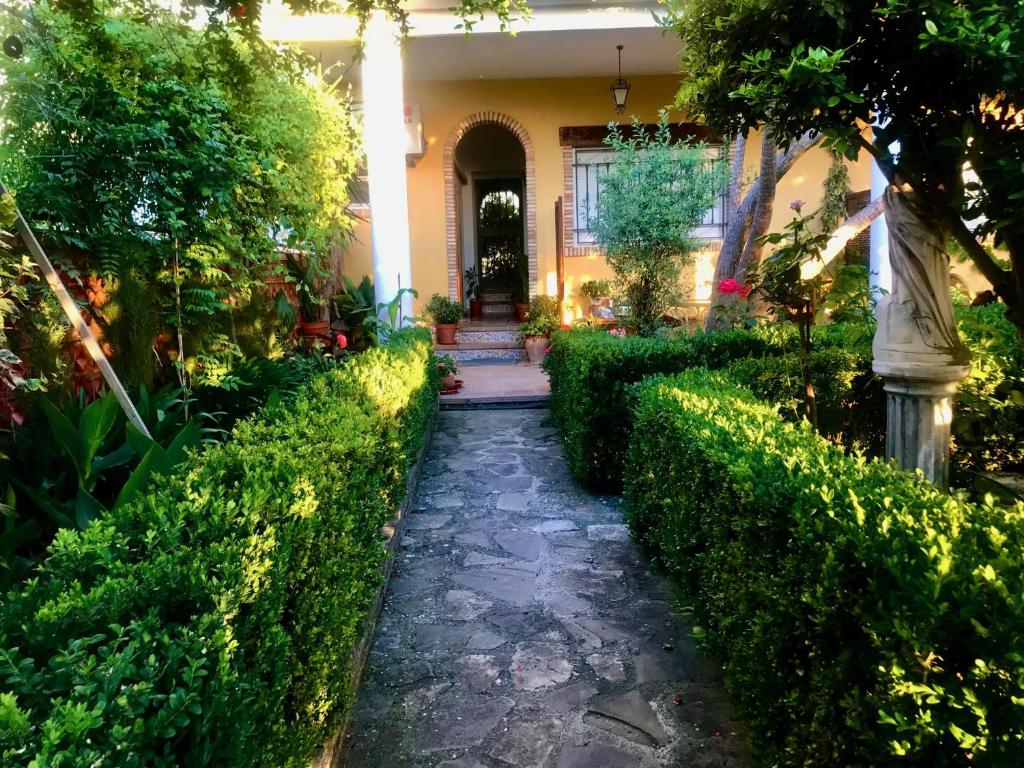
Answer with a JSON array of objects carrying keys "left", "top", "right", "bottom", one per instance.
[{"left": 339, "top": 73, "right": 875, "bottom": 313}]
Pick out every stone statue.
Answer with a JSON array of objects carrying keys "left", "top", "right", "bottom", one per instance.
[
  {"left": 872, "top": 183, "right": 970, "bottom": 486},
  {"left": 873, "top": 184, "right": 970, "bottom": 376}
]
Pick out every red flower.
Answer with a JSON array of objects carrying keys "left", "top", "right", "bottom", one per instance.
[
  {"left": 561, "top": 323, "right": 571, "bottom": 330},
  {"left": 738, "top": 285, "right": 752, "bottom": 298},
  {"left": 335, "top": 332, "right": 348, "bottom": 350}
]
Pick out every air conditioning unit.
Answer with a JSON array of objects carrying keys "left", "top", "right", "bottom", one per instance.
[{"left": 404, "top": 102, "right": 425, "bottom": 164}]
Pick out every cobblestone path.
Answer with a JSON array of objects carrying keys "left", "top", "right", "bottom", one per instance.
[{"left": 344, "top": 409, "right": 752, "bottom": 768}]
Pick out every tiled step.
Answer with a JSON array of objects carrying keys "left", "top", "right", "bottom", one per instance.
[
  {"left": 456, "top": 328, "right": 519, "bottom": 344},
  {"left": 482, "top": 302, "right": 513, "bottom": 317},
  {"left": 480, "top": 292, "right": 511, "bottom": 303},
  {"left": 436, "top": 341, "right": 521, "bottom": 351},
  {"left": 447, "top": 347, "right": 527, "bottom": 363}
]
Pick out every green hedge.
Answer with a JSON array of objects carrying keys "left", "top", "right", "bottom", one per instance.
[
  {"left": 543, "top": 324, "right": 872, "bottom": 491},
  {"left": 0, "top": 329, "right": 438, "bottom": 767},
  {"left": 625, "top": 369, "right": 1024, "bottom": 766},
  {"left": 723, "top": 346, "right": 885, "bottom": 454},
  {"left": 543, "top": 326, "right": 788, "bottom": 490}
]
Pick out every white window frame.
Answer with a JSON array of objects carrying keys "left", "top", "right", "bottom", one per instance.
[{"left": 571, "top": 145, "right": 727, "bottom": 246}]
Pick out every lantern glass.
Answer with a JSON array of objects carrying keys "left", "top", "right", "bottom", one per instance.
[{"left": 610, "top": 81, "right": 630, "bottom": 113}]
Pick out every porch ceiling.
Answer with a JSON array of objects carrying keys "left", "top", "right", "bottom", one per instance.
[{"left": 263, "top": 2, "right": 681, "bottom": 82}]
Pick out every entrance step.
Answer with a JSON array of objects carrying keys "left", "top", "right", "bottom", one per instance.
[
  {"left": 481, "top": 302, "right": 513, "bottom": 317},
  {"left": 457, "top": 328, "right": 519, "bottom": 345},
  {"left": 435, "top": 323, "right": 525, "bottom": 363},
  {"left": 480, "top": 292, "right": 511, "bottom": 303},
  {"left": 435, "top": 344, "right": 526, "bottom": 363}
]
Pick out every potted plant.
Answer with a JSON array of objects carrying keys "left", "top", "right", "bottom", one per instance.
[
  {"left": 332, "top": 275, "right": 376, "bottom": 351},
  {"left": 426, "top": 293, "right": 466, "bottom": 345},
  {"left": 517, "top": 316, "right": 557, "bottom": 364},
  {"left": 464, "top": 266, "right": 482, "bottom": 320},
  {"left": 286, "top": 254, "right": 329, "bottom": 344},
  {"left": 435, "top": 354, "right": 459, "bottom": 391},
  {"left": 579, "top": 279, "right": 614, "bottom": 318},
  {"left": 512, "top": 257, "right": 530, "bottom": 321}
]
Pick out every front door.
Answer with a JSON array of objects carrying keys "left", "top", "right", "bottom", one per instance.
[{"left": 475, "top": 178, "right": 525, "bottom": 297}]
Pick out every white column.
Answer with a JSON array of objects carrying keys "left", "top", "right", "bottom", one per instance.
[
  {"left": 869, "top": 155, "right": 892, "bottom": 304},
  {"left": 363, "top": 13, "right": 413, "bottom": 324}
]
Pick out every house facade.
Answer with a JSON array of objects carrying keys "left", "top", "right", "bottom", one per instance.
[{"left": 264, "top": 1, "right": 882, "bottom": 322}]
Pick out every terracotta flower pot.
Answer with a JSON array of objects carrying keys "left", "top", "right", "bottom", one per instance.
[
  {"left": 513, "top": 302, "right": 529, "bottom": 322},
  {"left": 524, "top": 334, "right": 549, "bottom": 364},
  {"left": 442, "top": 373, "right": 458, "bottom": 390},
  {"left": 299, "top": 321, "right": 330, "bottom": 347},
  {"left": 436, "top": 323, "right": 458, "bottom": 345},
  {"left": 469, "top": 299, "right": 483, "bottom": 320}
]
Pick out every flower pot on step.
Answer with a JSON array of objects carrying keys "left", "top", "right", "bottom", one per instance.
[
  {"left": 299, "top": 320, "right": 330, "bottom": 346},
  {"left": 436, "top": 323, "right": 459, "bottom": 345},
  {"left": 513, "top": 302, "right": 529, "bottom": 322},
  {"left": 524, "top": 334, "right": 549, "bottom": 364},
  {"left": 469, "top": 299, "right": 483, "bottom": 320}
]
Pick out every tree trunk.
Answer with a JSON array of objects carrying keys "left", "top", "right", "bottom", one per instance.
[
  {"left": 706, "top": 131, "right": 821, "bottom": 330},
  {"left": 736, "top": 132, "right": 778, "bottom": 279}
]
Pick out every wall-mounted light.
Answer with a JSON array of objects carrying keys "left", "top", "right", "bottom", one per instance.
[{"left": 609, "top": 44, "right": 630, "bottom": 114}]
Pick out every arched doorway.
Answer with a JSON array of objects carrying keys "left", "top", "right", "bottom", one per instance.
[{"left": 443, "top": 113, "right": 537, "bottom": 304}]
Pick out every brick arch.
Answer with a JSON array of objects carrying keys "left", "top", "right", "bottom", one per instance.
[{"left": 443, "top": 111, "right": 537, "bottom": 301}]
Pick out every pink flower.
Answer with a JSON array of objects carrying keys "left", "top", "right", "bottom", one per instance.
[
  {"left": 609, "top": 327, "right": 626, "bottom": 337},
  {"left": 790, "top": 199, "right": 804, "bottom": 212},
  {"left": 738, "top": 285, "right": 752, "bottom": 298},
  {"left": 335, "top": 332, "right": 348, "bottom": 350}
]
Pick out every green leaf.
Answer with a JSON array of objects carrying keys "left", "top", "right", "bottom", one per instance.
[
  {"left": 925, "top": 19, "right": 938, "bottom": 35},
  {"left": 114, "top": 445, "right": 170, "bottom": 511},
  {"left": 74, "top": 488, "right": 106, "bottom": 530},
  {"left": 77, "top": 395, "right": 120, "bottom": 480},
  {"left": 40, "top": 398, "right": 87, "bottom": 482}
]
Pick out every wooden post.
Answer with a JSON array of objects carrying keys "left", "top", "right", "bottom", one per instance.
[
  {"left": 555, "top": 196, "right": 565, "bottom": 318},
  {"left": 1, "top": 181, "right": 153, "bottom": 438}
]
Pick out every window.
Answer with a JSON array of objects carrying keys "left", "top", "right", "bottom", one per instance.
[{"left": 571, "top": 145, "right": 727, "bottom": 245}]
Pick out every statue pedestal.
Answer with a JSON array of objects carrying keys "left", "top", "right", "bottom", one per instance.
[{"left": 873, "top": 361, "right": 969, "bottom": 487}]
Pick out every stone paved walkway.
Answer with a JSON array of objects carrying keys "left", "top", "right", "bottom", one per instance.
[{"left": 344, "top": 409, "right": 752, "bottom": 768}]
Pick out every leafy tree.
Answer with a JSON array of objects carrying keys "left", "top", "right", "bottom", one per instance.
[
  {"left": 0, "top": 0, "right": 360, "bottom": 366},
  {"left": 666, "top": 0, "right": 1024, "bottom": 335},
  {"left": 591, "top": 113, "right": 726, "bottom": 336}
]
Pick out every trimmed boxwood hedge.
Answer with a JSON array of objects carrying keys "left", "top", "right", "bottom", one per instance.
[
  {"left": 624, "top": 369, "right": 1024, "bottom": 766},
  {"left": 0, "top": 329, "right": 438, "bottom": 767},
  {"left": 543, "top": 325, "right": 870, "bottom": 491},
  {"left": 722, "top": 346, "right": 885, "bottom": 454},
  {"left": 542, "top": 326, "right": 789, "bottom": 491}
]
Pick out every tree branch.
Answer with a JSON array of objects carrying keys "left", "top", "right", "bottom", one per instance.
[
  {"left": 944, "top": 210, "right": 1012, "bottom": 297},
  {"left": 800, "top": 195, "right": 884, "bottom": 280}
]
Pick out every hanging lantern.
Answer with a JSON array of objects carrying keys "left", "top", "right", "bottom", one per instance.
[{"left": 609, "top": 44, "right": 630, "bottom": 114}]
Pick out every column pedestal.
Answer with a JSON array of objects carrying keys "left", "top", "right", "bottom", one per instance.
[{"left": 875, "top": 364, "right": 969, "bottom": 487}]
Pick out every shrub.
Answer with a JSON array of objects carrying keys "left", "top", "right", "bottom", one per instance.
[
  {"left": 625, "top": 370, "right": 1024, "bottom": 766},
  {"left": 590, "top": 113, "right": 726, "bottom": 336},
  {"left": 578, "top": 279, "right": 612, "bottom": 299},
  {"left": 527, "top": 295, "right": 559, "bottom": 323},
  {"left": 543, "top": 326, "right": 786, "bottom": 490},
  {"left": 0, "top": 329, "right": 438, "bottom": 767},
  {"left": 952, "top": 301, "right": 1024, "bottom": 473},
  {"left": 425, "top": 293, "right": 466, "bottom": 325},
  {"left": 723, "top": 346, "right": 885, "bottom": 455}
]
